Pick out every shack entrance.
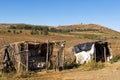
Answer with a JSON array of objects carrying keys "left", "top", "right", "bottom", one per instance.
[
  {"left": 94, "top": 41, "right": 111, "bottom": 62},
  {"left": 28, "top": 43, "right": 47, "bottom": 70}
]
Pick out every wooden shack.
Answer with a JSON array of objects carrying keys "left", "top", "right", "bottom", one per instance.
[
  {"left": 1, "top": 40, "right": 66, "bottom": 72},
  {"left": 72, "top": 41, "right": 112, "bottom": 64}
]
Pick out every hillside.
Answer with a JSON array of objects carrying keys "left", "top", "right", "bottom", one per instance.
[
  {"left": 0, "top": 23, "right": 119, "bottom": 33},
  {"left": 0, "top": 23, "right": 120, "bottom": 54},
  {"left": 0, "top": 23, "right": 120, "bottom": 40},
  {"left": 58, "top": 23, "right": 119, "bottom": 34},
  {"left": 57, "top": 24, "right": 120, "bottom": 40},
  {"left": 0, "top": 23, "right": 50, "bottom": 28},
  {"left": 0, "top": 23, "right": 120, "bottom": 80}
]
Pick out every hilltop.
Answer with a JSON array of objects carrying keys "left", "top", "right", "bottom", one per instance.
[
  {"left": 57, "top": 24, "right": 120, "bottom": 39},
  {"left": 0, "top": 23, "right": 120, "bottom": 39},
  {"left": 0, "top": 23, "right": 119, "bottom": 33},
  {"left": 58, "top": 23, "right": 119, "bottom": 34}
]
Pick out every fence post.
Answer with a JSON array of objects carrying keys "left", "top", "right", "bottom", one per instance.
[
  {"left": 26, "top": 43, "right": 29, "bottom": 71},
  {"left": 104, "top": 46, "right": 106, "bottom": 62},
  {"left": 46, "top": 40, "right": 49, "bottom": 71},
  {"left": 94, "top": 47, "right": 96, "bottom": 62}
]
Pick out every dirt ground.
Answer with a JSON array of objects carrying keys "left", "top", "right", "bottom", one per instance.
[
  {"left": 0, "top": 34, "right": 120, "bottom": 80},
  {"left": 27, "top": 61, "right": 120, "bottom": 80}
]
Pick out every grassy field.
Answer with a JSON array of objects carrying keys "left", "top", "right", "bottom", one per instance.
[
  {"left": 0, "top": 29, "right": 120, "bottom": 54},
  {"left": 0, "top": 28, "right": 120, "bottom": 80}
]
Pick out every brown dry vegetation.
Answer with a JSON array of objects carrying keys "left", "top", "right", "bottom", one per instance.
[{"left": 0, "top": 23, "right": 120, "bottom": 80}]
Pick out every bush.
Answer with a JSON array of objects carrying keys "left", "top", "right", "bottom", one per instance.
[
  {"left": 79, "top": 60, "right": 104, "bottom": 71},
  {"left": 7, "top": 30, "right": 11, "bottom": 33},
  {"left": 19, "top": 30, "right": 22, "bottom": 33},
  {"left": 0, "top": 72, "right": 13, "bottom": 80},
  {"left": 13, "top": 30, "right": 16, "bottom": 34},
  {"left": 30, "top": 30, "right": 39, "bottom": 35},
  {"left": 110, "top": 55, "right": 120, "bottom": 64},
  {"left": 50, "top": 28, "right": 57, "bottom": 32},
  {"left": 0, "top": 71, "right": 33, "bottom": 80},
  {"left": 64, "top": 58, "right": 78, "bottom": 69},
  {"left": 0, "top": 74, "right": 8, "bottom": 80},
  {"left": 43, "top": 28, "right": 48, "bottom": 35},
  {"left": 15, "top": 71, "right": 31, "bottom": 78},
  {"left": 116, "top": 66, "right": 120, "bottom": 70}
]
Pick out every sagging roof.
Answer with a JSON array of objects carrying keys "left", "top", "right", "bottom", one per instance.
[
  {"left": 73, "top": 42, "right": 94, "bottom": 53},
  {"left": 4, "top": 40, "right": 66, "bottom": 47},
  {"left": 72, "top": 41, "right": 108, "bottom": 53}
]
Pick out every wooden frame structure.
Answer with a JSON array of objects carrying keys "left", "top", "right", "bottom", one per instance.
[
  {"left": 1, "top": 40, "right": 66, "bottom": 72},
  {"left": 73, "top": 41, "right": 112, "bottom": 64}
]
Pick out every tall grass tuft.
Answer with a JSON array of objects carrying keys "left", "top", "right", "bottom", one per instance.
[
  {"left": 110, "top": 55, "right": 120, "bottom": 64},
  {"left": 15, "top": 71, "right": 32, "bottom": 78},
  {"left": 0, "top": 72, "right": 13, "bottom": 80},
  {"left": 64, "top": 58, "right": 78, "bottom": 69},
  {"left": 79, "top": 60, "right": 104, "bottom": 71}
]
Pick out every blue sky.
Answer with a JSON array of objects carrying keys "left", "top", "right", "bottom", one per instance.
[{"left": 0, "top": 0, "right": 120, "bottom": 32}]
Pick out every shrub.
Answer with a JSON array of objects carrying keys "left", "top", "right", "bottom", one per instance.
[
  {"left": 110, "top": 55, "right": 120, "bottom": 64},
  {"left": 50, "top": 28, "right": 57, "bottom": 32},
  {"left": 7, "top": 30, "right": 11, "bottom": 33},
  {"left": 30, "top": 30, "right": 39, "bottom": 35},
  {"left": 19, "top": 30, "right": 22, "bottom": 33},
  {"left": 0, "top": 75, "right": 8, "bottom": 80},
  {"left": 64, "top": 58, "right": 78, "bottom": 69},
  {"left": 15, "top": 71, "right": 31, "bottom": 78},
  {"left": 116, "top": 66, "right": 120, "bottom": 70},
  {"left": 83, "top": 34, "right": 98, "bottom": 39},
  {"left": 0, "top": 71, "right": 33, "bottom": 79},
  {"left": 79, "top": 60, "right": 104, "bottom": 71},
  {"left": 43, "top": 28, "right": 48, "bottom": 35},
  {"left": 0, "top": 72, "right": 11, "bottom": 80},
  {"left": 13, "top": 30, "right": 16, "bottom": 34}
]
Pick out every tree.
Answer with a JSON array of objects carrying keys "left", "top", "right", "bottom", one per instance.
[
  {"left": 19, "top": 30, "right": 22, "bottom": 33},
  {"left": 43, "top": 27, "right": 48, "bottom": 35},
  {"left": 13, "top": 30, "right": 16, "bottom": 34},
  {"left": 7, "top": 30, "right": 11, "bottom": 33},
  {"left": 50, "top": 28, "right": 57, "bottom": 32},
  {"left": 30, "top": 30, "right": 39, "bottom": 35}
]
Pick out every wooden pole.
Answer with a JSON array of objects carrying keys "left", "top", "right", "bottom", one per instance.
[
  {"left": 26, "top": 43, "right": 29, "bottom": 71},
  {"left": 94, "top": 47, "right": 96, "bottom": 62},
  {"left": 104, "top": 47, "right": 106, "bottom": 62},
  {"left": 62, "top": 46, "right": 65, "bottom": 69},
  {"left": 58, "top": 45, "right": 64, "bottom": 71},
  {"left": 46, "top": 41, "right": 49, "bottom": 71}
]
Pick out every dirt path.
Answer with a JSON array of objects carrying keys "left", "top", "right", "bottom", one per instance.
[{"left": 30, "top": 61, "right": 120, "bottom": 80}]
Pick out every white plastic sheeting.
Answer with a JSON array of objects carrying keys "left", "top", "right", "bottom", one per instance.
[{"left": 74, "top": 44, "right": 95, "bottom": 64}]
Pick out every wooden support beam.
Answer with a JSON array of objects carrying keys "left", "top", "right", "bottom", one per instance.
[
  {"left": 62, "top": 46, "right": 65, "bottom": 68},
  {"left": 104, "top": 47, "right": 106, "bottom": 62},
  {"left": 26, "top": 43, "right": 29, "bottom": 71},
  {"left": 46, "top": 40, "right": 49, "bottom": 71},
  {"left": 58, "top": 46, "right": 64, "bottom": 71},
  {"left": 94, "top": 47, "right": 96, "bottom": 62}
]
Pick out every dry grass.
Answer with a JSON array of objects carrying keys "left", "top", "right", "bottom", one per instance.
[
  {"left": 0, "top": 29, "right": 120, "bottom": 60},
  {"left": 78, "top": 61, "right": 105, "bottom": 71},
  {"left": 0, "top": 28, "right": 120, "bottom": 80}
]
